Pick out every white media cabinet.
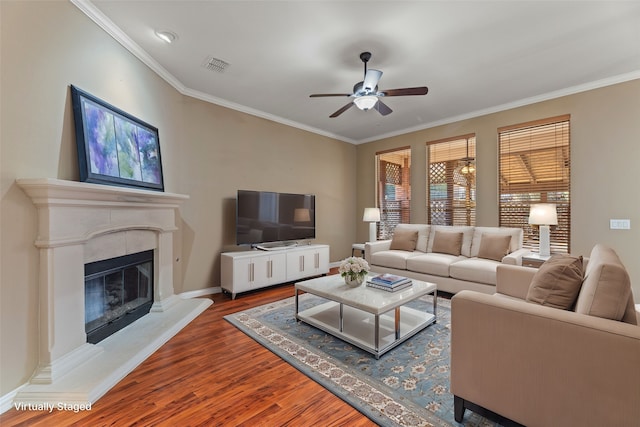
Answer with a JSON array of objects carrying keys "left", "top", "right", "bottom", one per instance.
[{"left": 221, "top": 244, "right": 330, "bottom": 299}]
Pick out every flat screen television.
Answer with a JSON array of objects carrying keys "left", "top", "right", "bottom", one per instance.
[{"left": 236, "top": 190, "right": 316, "bottom": 246}]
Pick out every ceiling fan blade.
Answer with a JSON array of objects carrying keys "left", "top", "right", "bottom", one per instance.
[
  {"left": 309, "top": 93, "right": 352, "bottom": 97},
  {"left": 380, "top": 86, "right": 429, "bottom": 97},
  {"left": 362, "top": 69, "right": 383, "bottom": 93},
  {"left": 375, "top": 100, "right": 393, "bottom": 116},
  {"left": 329, "top": 102, "right": 355, "bottom": 118}
]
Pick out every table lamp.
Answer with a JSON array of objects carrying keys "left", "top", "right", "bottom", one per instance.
[
  {"left": 528, "top": 203, "right": 558, "bottom": 257},
  {"left": 363, "top": 207, "right": 380, "bottom": 243}
]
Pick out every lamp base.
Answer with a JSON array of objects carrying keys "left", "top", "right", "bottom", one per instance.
[
  {"left": 368, "top": 222, "right": 377, "bottom": 243},
  {"left": 539, "top": 225, "right": 551, "bottom": 257}
]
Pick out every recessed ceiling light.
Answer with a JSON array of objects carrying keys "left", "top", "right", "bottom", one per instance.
[{"left": 155, "top": 30, "right": 178, "bottom": 44}]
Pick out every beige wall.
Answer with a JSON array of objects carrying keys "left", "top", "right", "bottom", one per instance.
[
  {"left": 356, "top": 79, "right": 640, "bottom": 297},
  {"left": 0, "top": 1, "right": 355, "bottom": 396}
]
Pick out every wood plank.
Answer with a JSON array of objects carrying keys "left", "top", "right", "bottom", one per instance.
[{"left": 0, "top": 281, "right": 376, "bottom": 426}]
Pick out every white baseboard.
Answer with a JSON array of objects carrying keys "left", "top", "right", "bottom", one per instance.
[
  {"left": 179, "top": 286, "right": 221, "bottom": 299},
  {"left": 0, "top": 384, "right": 25, "bottom": 414}
]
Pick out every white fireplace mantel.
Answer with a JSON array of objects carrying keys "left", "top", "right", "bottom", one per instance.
[
  {"left": 14, "top": 178, "right": 212, "bottom": 406},
  {"left": 18, "top": 178, "right": 189, "bottom": 247}
]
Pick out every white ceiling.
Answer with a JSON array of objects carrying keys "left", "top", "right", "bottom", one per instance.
[{"left": 77, "top": 1, "right": 640, "bottom": 144}]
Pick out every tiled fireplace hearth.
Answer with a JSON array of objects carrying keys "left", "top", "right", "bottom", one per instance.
[{"left": 15, "top": 178, "right": 212, "bottom": 405}]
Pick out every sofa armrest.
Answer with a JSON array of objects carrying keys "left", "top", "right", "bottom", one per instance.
[
  {"left": 451, "top": 290, "right": 640, "bottom": 426},
  {"left": 502, "top": 247, "right": 530, "bottom": 265},
  {"left": 364, "top": 240, "right": 392, "bottom": 264},
  {"left": 495, "top": 264, "right": 537, "bottom": 299}
]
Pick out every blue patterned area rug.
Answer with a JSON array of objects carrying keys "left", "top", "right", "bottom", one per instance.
[{"left": 225, "top": 293, "right": 498, "bottom": 427}]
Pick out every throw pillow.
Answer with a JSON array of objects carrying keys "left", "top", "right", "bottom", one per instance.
[
  {"left": 526, "top": 254, "right": 584, "bottom": 310},
  {"left": 389, "top": 228, "right": 418, "bottom": 251},
  {"left": 477, "top": 233, "right": 512, "bottom": 262},
  {"left": 574, "top": 245, "right": 634, "bottom": 323},
  {"left": 431, "top": 231, "right": 463, "bottom": 256}
]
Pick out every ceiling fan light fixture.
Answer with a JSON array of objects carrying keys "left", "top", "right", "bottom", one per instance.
[{"left": 354, "top": 95, "right": 378, "bottom": 111}]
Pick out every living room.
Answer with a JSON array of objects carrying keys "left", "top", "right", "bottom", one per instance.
[{"left": 1, "top": 1, "right": 639, "bottom": 424}]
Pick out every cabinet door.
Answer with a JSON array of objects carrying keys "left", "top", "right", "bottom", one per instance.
[
  {"left": 267, "top": 253, "right": 287, "bottom": 284},
  {"left": 305, "top": 248, "right": 329, "bottom": 275},
  {"left": 232, "top": 257, "right": 254, "bottom": 293},
  {"left": 314, "top": 247, "right": 330, "bottom": 273},
  {"left": 303, "top": 251, "right": 318, "bottom": 275},
  {"left": 250, "top": 256, "right": 271, "bottom": 288},
  {"left": 286, "top": 251, "right": 306, "bottom": 280}
]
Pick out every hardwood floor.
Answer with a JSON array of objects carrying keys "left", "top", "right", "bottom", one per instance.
[{"left": 0, "top": 282, "right": 376, "bottom": 427}]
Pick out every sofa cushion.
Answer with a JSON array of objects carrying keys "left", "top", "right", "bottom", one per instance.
[
  {"left": 389, "top": 228, "right": 419, "bottom": 251},
  {"left": 526, "top": 254, "right": 584, "bottom": 310},
  {"left": 370, "top": 250, "right": 416, "bottom": 270},
  {"left": 470, "top": 227, "right": 523, "bottom": 258},
  {"left": 407, "top": 253, "right": 464, "bottom": 277},
  {"left": 477, "top": 233, "right": 512, "bottom": 261},
  {"left": 575, "top": 244, "right": 636, "bottom": 324},
  {"left": 450, "top": 258, "right": 502, "bottom": 285},
  {"left": 394, "top": 224, "right": 430, "bottom": 252},
  {"left": 428, "top": 225, "right": 475, "bottom": 257},
  {"left": 431, "top": 231, "right": 463, "bottom": 256}
]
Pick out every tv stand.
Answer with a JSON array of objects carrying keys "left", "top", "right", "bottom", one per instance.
[{"left": 221, "top": 244, "right": 330, "bottom": 299}]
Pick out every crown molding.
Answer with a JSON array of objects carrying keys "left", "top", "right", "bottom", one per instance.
[
  {"left": 71, "top": 0, "right": 356, "bottom": 144},
  {"left": 356, "top": 70, "right": 640, "bottom": 144},
  {"left": 72, "top": 0, "right": 640, "bottom": 146}
]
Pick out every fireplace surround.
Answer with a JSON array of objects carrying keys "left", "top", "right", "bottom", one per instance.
[{"left": 14, "top": 178, "right": 212, "bottom": 405}]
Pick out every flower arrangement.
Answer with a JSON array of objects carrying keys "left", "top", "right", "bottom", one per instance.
[{"left": 338, "top": 256, "right": 370, "bottom": 286}]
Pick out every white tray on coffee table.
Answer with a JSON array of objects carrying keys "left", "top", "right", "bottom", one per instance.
[{"left": 295, "top": 274, "right": 437, "bottom": 359}]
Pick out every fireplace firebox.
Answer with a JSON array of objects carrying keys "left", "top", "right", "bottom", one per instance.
[{"left": 85, "top": 250, "right": 154, "bottom": 344}]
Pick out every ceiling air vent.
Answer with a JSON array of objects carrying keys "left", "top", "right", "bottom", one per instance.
[{"left": 202, "top": 56, "right": 230, "bottom": 73}]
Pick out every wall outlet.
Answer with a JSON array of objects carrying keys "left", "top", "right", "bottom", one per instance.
[{"left": 610, "top": 219, "right": 631, "bottom": 230}]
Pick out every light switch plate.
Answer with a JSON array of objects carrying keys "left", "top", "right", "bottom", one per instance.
[{"left": 610, "top": 219, "right": 631, "bottom": 230}]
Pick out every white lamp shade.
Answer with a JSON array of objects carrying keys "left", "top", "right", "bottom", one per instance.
[
  {"left": 528, "top": 203, "right": 558, "bottom": 226},
  {"left": 363, "top": 207, "right": 381, "bottom": 222},
  {"left": 354, "top": 95, "right": 378, "bottom": 111}
]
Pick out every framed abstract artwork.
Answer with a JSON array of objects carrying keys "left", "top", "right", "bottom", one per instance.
[{"left": 70, "top": 85, "right": 164, "bottom": 191}]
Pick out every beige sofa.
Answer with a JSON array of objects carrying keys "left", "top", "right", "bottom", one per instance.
[
  {"left": 365, "top": 224, "right": 530, "bottom": 294},
  {"left": 451, "top": 244, "right": 640, "bottom": 426}
]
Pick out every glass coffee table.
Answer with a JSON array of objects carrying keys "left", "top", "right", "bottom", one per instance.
[{"left": 295, "top": 273, "right": 437, "bottom": 358}]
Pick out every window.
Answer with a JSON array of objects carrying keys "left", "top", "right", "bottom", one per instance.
[
  {"left": 376, "top": 147, "right": 411, "bottom": 239},
  {"left": 427, "top": 135, "right": 476, "bottom": 226},
  {"left": 499, "top": 115, "right": 570, "bottom": 253}
]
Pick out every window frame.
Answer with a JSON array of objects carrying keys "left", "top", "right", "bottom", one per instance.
[
  {"left": 498, "top": 115, "right": 571, "bottom": 254},
  {"left": 426, "top": 134, "right": 476, "bottom": 226},
  {"left": 375, "top": 147, "right": 411, "bottom": 239}
]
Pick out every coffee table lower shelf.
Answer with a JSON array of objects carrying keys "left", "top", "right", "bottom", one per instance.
[{"left": 296, "top": 300, "right": 435, "bottom": 359}]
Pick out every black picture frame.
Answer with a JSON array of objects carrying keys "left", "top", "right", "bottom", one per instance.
[{"left": 70, "top": 85, "right": 164, "bottom": 191}]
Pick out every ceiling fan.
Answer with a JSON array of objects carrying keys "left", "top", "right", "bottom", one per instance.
[{"left": 309, "top": 52, "right": 428, "bottom": 118}]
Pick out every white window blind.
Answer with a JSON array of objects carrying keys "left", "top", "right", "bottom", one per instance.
[
  {"left": 376, "top": 147, "right": 411, "bottom": 239},
  {"left": 427, "top": 135, "right": 476, "bottom": 226},
  {"left": 499, "top": 115, "right": 570, "bottom": 253}
]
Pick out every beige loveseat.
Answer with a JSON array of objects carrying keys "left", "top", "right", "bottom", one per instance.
[
  {"left": 451, "top": 244, "right": 640, "bottom": 426},
  {"left": 365, "top": 224, "right": 530, "bottom": 294}
]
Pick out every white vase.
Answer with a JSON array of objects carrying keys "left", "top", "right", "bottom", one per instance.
[{"left": 345, "top": 275, "right": 365, "bottom": 287}]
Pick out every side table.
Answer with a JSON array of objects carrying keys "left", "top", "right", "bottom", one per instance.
[
  {"left": 352, "top": 243, "right": 365, "bottom": 257},
  {"left": 522, "top": 253, "right": 551, "bottom": 268}
]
